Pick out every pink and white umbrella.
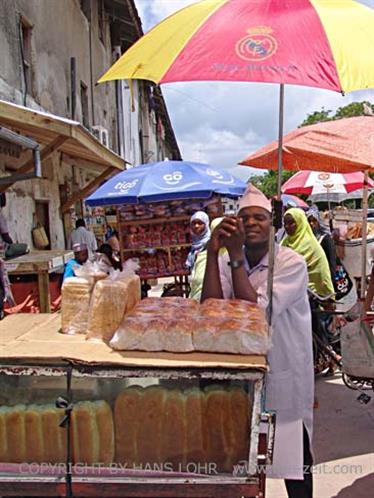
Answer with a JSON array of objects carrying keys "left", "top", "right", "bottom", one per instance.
[{"left": 282, "top": 171, "right": 374, "bottom": 197}]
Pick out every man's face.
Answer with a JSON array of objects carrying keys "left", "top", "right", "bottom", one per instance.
[
  {"left": 238, "top": 206, "right": 271, "bottom": 247},
  {"left": 75, "top": 249, "right": 88, "bottom": 264}
]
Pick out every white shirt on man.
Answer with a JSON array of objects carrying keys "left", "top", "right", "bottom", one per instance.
[
  {"left": 68, "top": 226, "right": 97, "bottom": 259},
  {"left": 218, "top": 244, "right": 314, "bottom": 478}
]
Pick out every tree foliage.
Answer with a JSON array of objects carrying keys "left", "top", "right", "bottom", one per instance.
[
  {"left": 250, "top": 170, "right": 295, "bottom": 198},
  {"left": 250, "top": 101, "right": 374, "bottom": 199},
  {"left": 300, "top": 100, "right": 374, "bottom": 127}
]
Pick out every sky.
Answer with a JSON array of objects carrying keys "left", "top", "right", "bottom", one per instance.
[{"left": 134, "top": 0, "right": 374, "bottom": 181}]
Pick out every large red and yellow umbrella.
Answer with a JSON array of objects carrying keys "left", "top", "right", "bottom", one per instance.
[{"left": 99, "top": 0, "right": 374, "bottom": 94}]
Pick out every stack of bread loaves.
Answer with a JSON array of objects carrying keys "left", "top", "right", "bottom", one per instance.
[
  {"left": 110, "top": 297, "right": 269, "bottom": 355},
  {"left": 0, "top": 400, "right": 114, "bottom": 465},
  {"left": 86, "top": 275, "right": 141, "bottom": 342},
  {"left": 114, "top": 384, "right": 250, "bottom": 473},
  {"left": 61, "top": 262, "right": 141, "bottom": 340}
]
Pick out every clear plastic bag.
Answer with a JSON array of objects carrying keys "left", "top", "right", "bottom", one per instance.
[{"left": 86, "top": 260, "right": 141, "bottom": 343}]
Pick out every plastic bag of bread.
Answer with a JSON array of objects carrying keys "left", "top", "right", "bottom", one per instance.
[
  {"left": 74, "top": 260, "right": 108, "bottom": 284},
  {"left": 194, "top": 298, "right": 270, "bottom": 354},
  {"left": 109, "top": 297, "right": 197, "bottom": 352},
  {"left": 61, "top": 277, "right": 94, "bottom": 334},
  {"left": 86, "top": 260, "right": 141, "bottom": 343}
]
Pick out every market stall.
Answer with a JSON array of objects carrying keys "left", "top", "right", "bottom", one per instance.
[
  {"left": 0, "top": 312, "right": 272, "bottom": 498},
  {"left": 86, "top": 160, "right": 245, "bottom": 293},
  {"left": 4, "top": 250, "right": 73, "bottom": 313}
]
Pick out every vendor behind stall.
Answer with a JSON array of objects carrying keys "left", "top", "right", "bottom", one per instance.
[
  {"left": 68, "top": 219, "right": 97, "bottom": 260},
  {"left": 96, "top": 243, "right": 122, "bottom": 273},
  {"left": 63, "top": 243, "right": 89, "bottom": 281},
  {"left": 201, "top": 185, "right": 314, "bottom": 498}
]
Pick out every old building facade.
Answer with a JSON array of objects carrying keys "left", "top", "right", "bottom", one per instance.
[{"left": 0, "top": 0, "right": 180, "bottom": 249}]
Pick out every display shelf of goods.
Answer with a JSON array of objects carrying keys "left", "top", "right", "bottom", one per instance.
[
  {"left": 123, "top": 247, "right": 190, "bottom": 279},
  {"left": 0, "top": 370, "right": 263, "bottom": 481}
]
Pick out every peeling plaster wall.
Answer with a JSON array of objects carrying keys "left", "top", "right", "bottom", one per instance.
[{"left": 0, "top": 0, "right": 118, "bottom": 249}]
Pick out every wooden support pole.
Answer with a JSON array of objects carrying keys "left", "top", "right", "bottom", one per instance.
[{"left": 60, "top": 167, "right": 116, "bottom": 213}]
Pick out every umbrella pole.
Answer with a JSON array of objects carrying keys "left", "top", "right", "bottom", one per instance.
[
  {"left": 267, "top": 84, "right": 284, "bottom": 325},
  {"left": 360, "top": 172, "right": 369, "bottom": 299},
  {"left": 276, "top": 83, "right": 285, "bottom": 198}
]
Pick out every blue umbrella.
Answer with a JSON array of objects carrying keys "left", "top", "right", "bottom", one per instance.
[{"left": 86, "top": 160, "right": 246, "bottom": 206}]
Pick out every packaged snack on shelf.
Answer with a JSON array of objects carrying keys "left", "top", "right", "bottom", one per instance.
[{"left": 86, "top": 260, "right": 141, "bottom": 343}]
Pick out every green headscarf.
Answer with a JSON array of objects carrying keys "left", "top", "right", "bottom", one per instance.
[{"left": 281, "top": 208, "right": 334, "bottom": 298}]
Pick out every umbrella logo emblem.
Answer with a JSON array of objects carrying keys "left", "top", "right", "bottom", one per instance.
[
  {"left": 318, "top": 173, "right": 331, "bottom": 181},
  {"left": 236, "top": 26, "right": 277, "bottom": 62},
  {"left": 163, "top": 171, "right": 183, "bottom": 185},
  {"left": 115, "top": 178, "right": 139, "bottom": 193}
]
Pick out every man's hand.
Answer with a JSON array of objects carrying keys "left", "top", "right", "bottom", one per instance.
[{"left": 207, "top": 217, "right": 245, "bottom": 257}]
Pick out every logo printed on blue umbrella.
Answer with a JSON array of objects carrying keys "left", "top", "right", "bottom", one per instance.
[
  {"left": 163, "top": 171, "right": 183, "bottom": 185},
  {"left": 115, "top": 179, "right": 139, "bottom": 193},
  {"left": 206, "top": 168, "right": 235, "bottom": 185}
]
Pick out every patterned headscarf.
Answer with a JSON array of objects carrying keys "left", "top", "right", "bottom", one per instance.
[{"left": 306, "top": 205, "right": 330, "bottom": 235}]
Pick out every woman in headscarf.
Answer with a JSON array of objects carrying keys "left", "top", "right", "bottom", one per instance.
[
  {"left": 189, "top": 217, "right": 226, "bottom": 301},
  {"left": 282, "top": 208, "right": 334, "bottom": 298},
  {"left": 185, "top": 211, "right": 210, "bottom": 271},
  {"left": 306, "top": 206, "right": 336, "bottom": 282}
]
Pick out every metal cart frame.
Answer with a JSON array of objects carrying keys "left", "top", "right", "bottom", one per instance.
[{"left": 0, "top": 360, "right": 272, "bottom": 498}]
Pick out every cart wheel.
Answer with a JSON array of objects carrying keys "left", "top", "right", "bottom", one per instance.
[{"left": 342, "top": 374, "right": 366, "bottom": 390}]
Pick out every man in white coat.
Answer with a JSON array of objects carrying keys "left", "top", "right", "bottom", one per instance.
[
  {"left": 202, "top": 184, "right": 314, "bottom": 498},
  {"left": 68, "top": 218, "right": 97, "bottom": 260}
]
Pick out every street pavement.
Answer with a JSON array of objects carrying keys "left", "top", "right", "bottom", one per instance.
[{"left": 267, "top": 374, "right": 374, "bottom": 498}]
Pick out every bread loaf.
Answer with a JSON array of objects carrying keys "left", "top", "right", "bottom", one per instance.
[
  {"left": 160, "top": 390, "right": 185, "bottom": 469},
  {"left": 61, "top": 277, "right": 93, "bottom": 334},
  {"left": 0, "top": 408, "right": 7, "bottom": 462},
  {"left": 86, "top": 275, "right": 141, "bottom": 342},
  {"left": 95, "top": 400, "right": 115, "bottom": 465},
  {"left": 137, "top": 386, "right": 166, "bottom": 466},
  {"left": 114, "top": 386, "right": 143, "bottom": 465},
  {"left": 25, "top": 405, "right": 44, "bottom": 463},
  {"left": 184, "top": 389, "right": 206, "bottom": 467},
  {"left": 41, "top": 406, "right": 66, "bottom": 463},
  {"left": 4, "top": 405, "right": 27, "bottom": 463}
]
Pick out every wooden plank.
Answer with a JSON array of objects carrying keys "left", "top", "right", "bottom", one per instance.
[
  {"left": 5, "top": 251, "right": 72, "bottom": 274},
  {"left": 0, "top": 100, "right": 74, "bottom": 138},
  {"left": 71, "top": 126, "right": 124, "bottom": 170},
  {"left": 0, "top": 136, "right": 68, "bottom": 193},
  {"left": 37, "top": 271, "right": 51, "bottom": 313},
  {"left": 61, "top": 167, "right": 117, "bottom": 213}
]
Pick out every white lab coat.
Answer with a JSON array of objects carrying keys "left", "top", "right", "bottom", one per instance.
[{"left": 219, "top": 245, "right": 314, "bottom": 479}]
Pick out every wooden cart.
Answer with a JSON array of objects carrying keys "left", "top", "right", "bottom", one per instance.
[{"left": 0, "top": 314, "right": 273, "bottom": 498}]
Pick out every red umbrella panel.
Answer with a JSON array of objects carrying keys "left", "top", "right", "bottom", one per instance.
[
  {"left": 241, "top": 116, "right": 374, "bottom": 174},
  {"left": 282, "top": 171, "right": 374, "bottom": 196}
]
